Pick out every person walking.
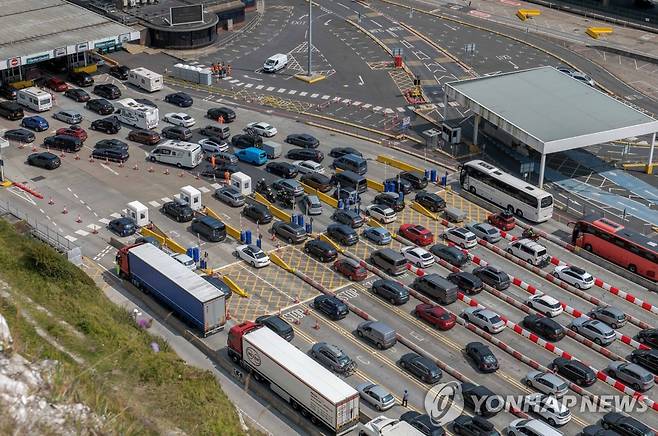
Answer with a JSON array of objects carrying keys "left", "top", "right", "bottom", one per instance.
[{"left": 402, "top": 390, "right": 408, "bottom": 407}]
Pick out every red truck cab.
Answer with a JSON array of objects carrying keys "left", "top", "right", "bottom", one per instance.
[
  {"left": 227, "top": 321, "right": 263, "bottom": 362},
  {"left": 116, "top": 243, "right": 141, "bottom": 278}
]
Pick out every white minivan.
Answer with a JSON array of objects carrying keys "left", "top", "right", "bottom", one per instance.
[{"left": 263, "top": 54, "right": 288, "bottom": 73}]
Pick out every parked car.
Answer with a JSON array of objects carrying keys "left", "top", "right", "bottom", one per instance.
[
  {"left": 128, "top": 129, "right": 161, "bottom": 145},
  {"left": 53, "top": 110, "right": 82, "bottom": 125},
  {"left": 522, "top": 393, "right": 571, "bottom": 427},
  {"left": 109, "top": 65, "right": 130, "bottom": 80},
  {"left": 91, "top": 147, "right": 128, "bottom": 163},
  {"left": 266, "top": 161, "right": 298, "bottom": 178},
  {"left": 365, "top": 204, "right": 397, "bottom": 224},
  {"left": 399, "top": 224, "right": 434, "bottom": 246},
  {"left": 0, "top": 83, "right": 17, "bottom": 100},
  {"left": 235, "top": 244, "right": 270, "bottom": 268},
  {"left": 300, "top": 172, "right": 332, "bottom": 192},
  {"left": 214, "top": 186, "right": 245, "bottom": 207},
  {"left": 600, "top": 412, "right": 653, "bottom": 436},
  {"left": 286, "top": 133, "right": 319, "bottom": 148},
  {"left": 362, "top": 227, "right": 392, "bottom": 245},
  {"left": 356, "top": 383, "right": 395, "bottom": 411},
  {"left": 286, "top": 148, "right": 324, "bottom": 163},
  {"left": 522, "top": 314, "right": 565, "bottom": 341},
  {"left": 231, "top": 133, "right": 262, "bottom": 149},
  {"left": 162, "top": 126, "right": 192, "bottom": 140},
  {"left": 398, "top": 171, "right": 428, "bottom": 190},
  {"left": 90, "top": 117, "right": 120, "bottom": 134},
  {"left": 206, "top": 107, "right": 236, "bottom": 122},
  {"left": 311, "top": 342, "right": 355, "bottom": 373},
  {"left": 108, "top": 217, "right": 136, "bottom": 237},
  {"left": 313, "top": 295, "right": 349, "bottom": 320},
  {"left": 465, "top": 222, "right": 501, "bottom": 243},
  {"left": 430, "top": 243, "right": 468, "bottom": 267},
  {"left": 46, "top": 77, "right": 68, "bottom": 92},
  {"left": 27, "top": 152, "right": 60, "bottom": 170},
  {"left": 553, "top": 265, "right": 594, "bottom": 289},
  {"left": 461, "top": 383, "right": 502, "bottom": 417},
  {"left": 304, "top": 239, "right": 338, "bottom": 262},
  {"left": 400, "top": 411, "right": 445, "bottom": 436},
  {"left": 293, "top": 159, "right": 325, "bottom": 175},
  {"left": 5, "top": 129, "right": 35, "bottom": 143},
  {"left": 21, "top": 115, "right": 49, "bottom": 131},
  {"left": 198, "top": 138, "right": 228, "bottom": 154},
  {"left": 628, "top": 348, "right": 658, "bottom": 374},
  {"left": 606, "top": 361, "right": 654, "bottom": 391},
  {"left": 68, "top": 71, "right": 93, "bottom": 87},
  {"left": 414, "top": 303, "right": 456, "bottom": 330},
  {"left": 588, "top": 306, "right": 627, "bottom": 329},
  {"left": 161, "top": 201, "right": 194, "bottom": 222},
  {"left": 399, "top": 353, "right": 442, "bottom": 384},
  {"left": 272, "top": 179, "right": 304, "bottom": 197},
  {"left": 254, "top": 314, "right": 292, "bottom": 340},
  {"left": 331, "top": 209, "right": 364, "bottom": 228},
  {"left": 524, "top": 370, "right": 568, "bottom": 397},
  {"left": 385, "top": 176, "right": 413, "bottom": 194},
  {"left": 327, "top": 224, "right": 358, "bottom": 245},
  {"left": 95, "top": 139, "right": 128, "bottom": 152},
  {"left": 246, "top": 121, "right": 277, "bottom": 137},
  {"left": 242, "top": 203, "right": 273, "bottom": 224},
  {"left": 549, "top": 357, "right": 596, "bottom": 386},
  {"left": 525, "top": 294, "right": 563, "bottom": 317},
  {"left": 415, "top": 191, "right": 446, "bottom": 212},
  {"left": 569, "top": 316, "right": 616, "bottom": 346},
  {"left": 64, "top": 88, "right": 90, "bottom": 102},
  {"left": 401, "top": 246, "right": 434, "bottom": 268},
  {"left": 372, "top": 279, "right": 409, "bottom": 305},
  {"left": 93, "top": 84, "right": 121, "bottom": 99},
  {"left": 56, "top": 125, "right": 88, "bottom": 142},
  {"left": 465, "top": 342, "right": 499, "bottom": 373},
  {"left": 452, "top": 416, "right": 499, "bottom": 436},
  {"left": 271, "top": 221, "right": 307, "bottom": 244},
  {"left": 637, "top": 329, "right": 658, "bottom": 348},
  {"left": 164, "top": 92, "right": 193, "bottom": 107},
  {"left": 329, "top": 147, "right": 362, "bottom": 158},
  {"left": 375, "top": 192, "right": 405, "bottom": 212},
  {"left": 447, "top": 272, "right": 483, "bottom": 295},
  {"left": 461, "top": 308, "right": 505, "bottom": 334},
  {"left": 472, "top": 265, "right": 510, "bottom": 291},
  {"left": 86, "top": 98, "right": 113, "bottom": 115},
  {"left": 164, "top": 112, "right": 195, "bottom": 127},
  {"left": 443, "top": 227, "right": 477, "bottom": 248},
  {"left": 333, "top": 258, "right": 367, "bottom": 281}
]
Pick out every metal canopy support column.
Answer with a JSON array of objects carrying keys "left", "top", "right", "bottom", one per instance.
[
  {"left": 443, "top": 91, "right": 448, "bottom": 120},
  {"left": 538, "top": 153, "right": 546, "bottom": 189},
  {"left": 649, "top": 132, "right": 656, "bottom": 168},
  {"left": 473, "top": 114, "right": 480, "bottom": 145}
]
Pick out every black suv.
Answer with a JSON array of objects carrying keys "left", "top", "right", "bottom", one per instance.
[
  {"left": 415, "top": 191, "right": 446, "bottom": 212},
  {"left": 374, "top": 192, "right": 405, "bottom": 212},
  {"left": 447, "top": 272, "right": 483, "bottom": 295},
  {"left": 461, "top": 383, "right": 502, "bottom": 417},
  {"left": 304, "top": 240, "right": 338, "bottom": 262},
  {"left": 109, "top": 65, "right": 130, "bottom": 80},
  {"left": 255, "top": 315, "right": 294, "bottom": 342},
  {"left": 5, "top": 129, "right": 35, "bottom": 143},
  {"left": 165, "top": 92, "right": 193, "bottom": 107},
  {"left": 326, "top": 224, "right": 358, "bottom": 246},
  {"left": 465, "top": 342, "right": 499, "bottom": 373},
  {"left": 242, "top": 203, "right": 273, "bottom": 224},
  {"left": 314, "top": 295, "right": 348, "bottom": 320},
  {"left": 162, "top": 126, "right": 192, "bottom": 140},
  {"left": 600, "top": 412, "right": 653, "bottom": 436},
  {"left": 91, "top": 147, "right": 128, "bottom": 163},
  {"left": 95, "top": 139, "right": 128, "bottom": 152},
  {"left": 93, "top": 84, "right": 121, "bottom": 99},
  {"left": 637, "top": 329, "right": 658, "bottom": 348},
  {"left": 200, "top": 125, "right": 230, "bottom": 140},
  {"left": 27, "top": 152, "right": 60, "bottom": 170},
  {"left": 86, "top": 98, "right": 114, "bottom": 115},
  {"left": 68, "top": 71, "right": 94, "bottom": 87},
  {"left": 473, "top": 265, "right": 510, "bottom": 290},
  {"left": 329, "top": 147, "right": 362, "bottom": 158},
  {"left": 400, "top": 412, "right": 445, "bottom": 436},
  {"left": 399, "top": 170, "right": 429, "bottom": 189},
  {"left": 43, "top": 135, "right": 82, "bottom": 152},
  {"left": 161, "top": 201, "right": 194, "bottom": 222},
  {"left": 430, "top": 243, "right": 468, "bottom": 267},
  {"left": 64, "top": 88, "right": 90, "bottom": 102},
  {"left": 90, "top": 117, "right": 121, "bottom": 134},
  {"left": 371, "top": 279, "right": 409, "bottom": 305},
  {"left": 0, "top": 83, "right": 17, "bottom": 100},
  {"left": 231, "top": 133, "right": 262, "bottom": 149},
  {"left": 452, "top": 416, "right": 498, "bottom": 436},
  {"left": 286, "top": 148, "right": 324, "bottom": 163},
  {"left": 550, "top": 357, "right": 596, "bottom": 386},
  {"left": 286, "top": 133, "right": 319, "bottom": 148},
  {"left": 331, "top": 209, "right": 364, "bottom": 228},
  {"left": 629, "top": 348, "right": 658, "bottom": 374},
  {"left": 266, "top": 162, "right": 298, "bottom": 178},
  {"left": 522, "top": 314, "right": 565, "bottom": 341},
  {"left": 207, "top": 107, "right": 236, "bottom": 122},
  {"left": 399, "top": 353, "right": 442, "bottom": 384}
]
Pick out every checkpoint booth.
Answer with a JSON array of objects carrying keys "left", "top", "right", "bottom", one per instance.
[
  {"left": 180, "top": 185, "right": 202, "bottom": 211},
  {"left": 231, "top": 172, "right": 252, "bottom": 195},
  {"left": 126, "top": 201, "right": 149, "bottom": 227}
]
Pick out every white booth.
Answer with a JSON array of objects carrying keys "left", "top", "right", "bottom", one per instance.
[
  {"left": 180, "top": 185, "right": 202, "bottom": 211},
  {"left": 126, "top": 201, "right": 149, "bottom": 227},
  {"left": 231, "top": 172, "right": 252, "bottom": 195}
]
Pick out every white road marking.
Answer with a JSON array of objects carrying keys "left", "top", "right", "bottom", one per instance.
[
  {"left": 244, "top": 83, "right": 253, "bottom": 88},
  {"left": 149, "top": 200, "right": 161, "bottom": 207},
  {"left": 87, "top": 224, "right": 101, "bottom": 230},
  {"left": 255, "top": 84, "right": 264, "bottom": 90},
  {"left": 371, "top": 20, "right": 383, "bottom": 28},
  {"left": 266, "top": 86, "right": 275, "bottom": 91},
  {"left": 210, "top": 183, "right": 222, "bottom": 189},
  {"left": 75, "top": 229, "right": 89, "bottom": 237},
  {"left": 288, "top": 90, "right": 297, "bottom": 95},
  {"left": 299, "top": 91, "right": 308, "bottom": 96},
  {"left": 352, "top": 101, "right": 361, "bottom": 106},
  {"left": 324, "top": 19, "right": 332, "bottom": 25},
  {"left": 198, "top": 186, "right": 211, "bottom": 193},
  {"left": 98, "top": 218, "right": 110, "bottom": 224},
  {"left": 396, "top": 107, "right": 406, "bottom": 112},
  {"left": 100, "top": 164, "right": 119, "bottom": 175},
  {"left": 64, "top": 235, "right": 77, "bottom": 242},
  {"left": 362, "top": 103, "right": 372, "bottom": 109},
  {"left": 358, "top": 75, "right": 364, "bottom": 85},
  {"left": 311, "top": 93, "right": 319, "bottom": 98},
  {"left": 321, "top": 95, "right": 330, "bottom": 99},
  {"left": 373, "top": 106, "right": 382, "bottom": 111},
  {"left": 161, "top": 197, "right": 172, "bottom": 203}
]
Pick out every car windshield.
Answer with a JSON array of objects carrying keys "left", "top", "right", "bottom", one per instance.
[
  {"left": 546, "top": 300, "right": 561, "bottom": 309},
  {"left": 483, "top": 355, "right": 496, "bottom": 364},
  {"left": 536, "top": 249, "right": 547, "bottom": 257},
  {"left": 489, "top": 315, "right": 502, "bottom": 324},
  {"left": 420, "top": 252, "right": 432, "bottom": 259},
  {"left": 486, "top": 228, "right": 498, "bottom": 234},
  {"left": 254, "top": 251, "right": 267, "bottom": 259},
  {"left": 182, "top": 115, "right": 192, "bottom": 120}
]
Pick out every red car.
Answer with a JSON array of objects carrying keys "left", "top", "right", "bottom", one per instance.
[
  {"left": 414, "top": 304, "right": 456, "bottom": 330},
  {"left": 46, "top": 78, "right": 69, "bottom": 92},
  {"left": 399, "top": 224, "right": 434, "bottom": 246},
  {"left": 333, "top": 259, "right": 368, "bottom": 281},
  {"left": 56, "top": 125, "right": 88, "bottom": 142},
  {"left": 487, "top": 211, "right": 515, "bottom": 231}
]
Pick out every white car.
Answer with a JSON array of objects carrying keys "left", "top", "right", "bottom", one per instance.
[
  {"left": 552, "top": 265, "right": 594, "bottom": 289},
  {"left": 246, "top": 121, "right": 277, "bottom": 137},
  {"left": 524, "top": 370, "right": 569, "bottom": 397},
  {"left": 401, "top": 246, "right": 434, "bottom": 268},
  {"left": 198, "top": 138, "right": 228, "bottom": 154},
  {"left": 522, "top": 393, "right": 571, "bottom": 427},
  {"left": 171, "top": 253, "right": 196, "bottom": 270},
  {"left": 293, "top": 160, "right": 325, "bottom": 174},
  {"left": 235, "top": 244, "right": 270, "bottom": 268},
  {"left": 356, "top": 383, "right": 396, "bottom": 411},
  {"left": 461, "top": 307, "right": 506, "bottom": 334},
  {"left": 526, "top": 294, "right": 563, "bottom": 318},
  {"left": 365, "top": 204, "right": 397, "bottom": 224},
  {"left": 164, "top": 112, "right": 196, "bottom": 127},
  {"left": 443, "top": 227, "right": 477, "bottom": 248}
]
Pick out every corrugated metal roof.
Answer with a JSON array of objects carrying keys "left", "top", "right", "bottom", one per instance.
[
  {"left": 246, "top": 327, "right": 358, "bottom": 403},
  {"left": 131, "top": 243, "right": 222, "bottom": 303},
  {"left": 0, "top": 0, "right": 135, "bottom": 60}
]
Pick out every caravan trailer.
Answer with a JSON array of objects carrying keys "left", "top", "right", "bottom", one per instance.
[
  {"left": 148, "top": 140, "right": 203, "bottom": 169},
  {"left": 17, "top": 87, "right": 52, "bottom": 112},
  {"left": 114, "top": 98, "right": 159, "bottom": 130},
  {"left": 128, "top": 67, "right": 163, "bottom": 92}
]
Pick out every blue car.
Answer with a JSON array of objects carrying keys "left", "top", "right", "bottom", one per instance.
[
  {"left": 21, "top": 115, "right": 49, "bottom": 131},
  {"left": 235, "top": 147, "right": 267, "bottom": 165},
  {"left": 362, "top": 227, "right": 392, "bottom": 245}
]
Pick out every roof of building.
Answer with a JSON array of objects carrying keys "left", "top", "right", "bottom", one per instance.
[
  {"left": 0, "top": 0, "right": 136, "bottom": 61},
  {"left": 445, "top": 66, "right": 658, "bottom": 154}
]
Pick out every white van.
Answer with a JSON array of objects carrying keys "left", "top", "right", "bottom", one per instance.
[
  {"left": 114, "top": 98, "right": 159, "bottom": 129},
  {"left": 507, "top": 239, "right": 550, "bottom": 267},
  {"left": 263, "top": 54, "right": 288, "bottom": 73},
  {"left": 128, "top": 67, "right": 163, "bottom": 92},
  {"left": 17, "top": 87, "right": 52, "bottom": 112},
  {"left": 148, "top": 140, "right": 203, "bottom": 169}
]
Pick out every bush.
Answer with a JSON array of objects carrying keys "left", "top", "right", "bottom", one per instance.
[{"left": 23, "top": 244, "right": 93, "bottom": 286}]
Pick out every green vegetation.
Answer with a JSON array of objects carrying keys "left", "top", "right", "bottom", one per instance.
[{"left": 0, "top": 220, "right": 247, "bottom": 435}]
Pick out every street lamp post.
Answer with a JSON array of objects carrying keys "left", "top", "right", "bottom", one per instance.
[{"left": 307, "top": 0, "right": 312, "bottom": 76}]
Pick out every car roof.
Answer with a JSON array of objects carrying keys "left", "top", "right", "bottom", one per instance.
[{"left": 367, "top": 227, "right": 389, "bottom": 234}]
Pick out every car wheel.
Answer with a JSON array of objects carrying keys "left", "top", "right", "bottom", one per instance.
[
  {"left": 357, "top": 330, "right": 363, "bottom": 337},
  {"left": 574, "top": 283, "right": 581, "bottom": 289},
  {"left": 516, "top": 209, "right": 523, "bottom": 218},
  {"left": 390, "top": 298, "right": 396, "bottom": 305},
  {"left": 525, "top": 379, "right": 533, "bottom": 387},
  {"left": 469, "top": 186, "right": 476, "bottom": 194},
  {"left": 628, "top": 264, "right": 637, "bottom": 273},
  {"left": 176, "top": 162, "right": 182, "bottom": 168},
  {"left": 507, "top": 248, "right": 513, "bottom": 254},
  {"left": 251, "top": 261, "right": 256, "bottom": 267},
  {"left": 548, "top": 418, "right": 556, "bottom": 427},
  {"left": 577, "top": 378, "right": 584, "bottom": 385},
  {"left": 149, "top": 156, "right": 156, "bottom": 162},
  {"left": 634, "top": 383, "right": 642, "bottom": 391},
  {"left": 287, "top": 237, "right": 293, "bottom": 244},
  {"left": 594, "top": 338, "right": 602, "bottom": 345},
  {"left": 584, "top": 244, "right": 593, "bottom": 252},
  {"left": 571, "top": 326, "right": 578, "bottom": 332},
  {"left": 611, "top": 322, "right": 618, "bottom": 329}
]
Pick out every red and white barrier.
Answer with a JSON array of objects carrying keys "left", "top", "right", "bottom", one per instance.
[{"left": 406, "top": 263, "right": 425, "bottom": 276}]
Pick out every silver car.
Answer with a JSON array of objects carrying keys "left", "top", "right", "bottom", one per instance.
[
  {"left": 569, "top": 316, "right": 616, "bottom": 346},
  {"left": 53, "top": 109, "right": 82, "bottom": 124},
  {"left": 525, "top": 370, "right": 568, "bottom": 398},
  {"left": 356, "top": 383, "right": 396, "bottom": 411},
  {"left": 462, "top": 307, "right": 506, "bottom": 334},
  {"left": 214, "top": 186, "right": 245, "bottom": 207},
  {"left": 607, "top": 361, "right": 654, "bottom": 392},
  {"left": 310, "top": 342, "right": 356, "bottom": 374},
  {"left": 466, "top": 222, "right": 502, "bottom": 243},
  {"left": 588, "top": 306, "right": 627, "bottom": 329}
]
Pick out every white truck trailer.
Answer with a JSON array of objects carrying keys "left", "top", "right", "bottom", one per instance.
[{"left": 128, "top": 67, "right": 163, "bottom": 92}]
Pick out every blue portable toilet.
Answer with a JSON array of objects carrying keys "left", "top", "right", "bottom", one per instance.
[
  {"left": 246, "top": 230, "right": 252, "bottom": 244},
  {"left": 425, "top": 169, "right": 430, "bottom": 180},
  {"left": 306, "top": 222, "right": 312, "bottom": 234},
  {"left": 398, "top": 191, "right": 404, "bottom": 202},
  {"left": 431, "top": 169, "right": 437, "bottom": 183},
  {"left": 192, "top": 247, "right": 200, "bottom": 262},
  {"left": 240, "top": 230, "right": 246, "bottom": 243},
  {"left": 441, "top": 175, "right": 447, "bottom": 187},
  {"left": 186, "top": 247, "right": 194, "bottom": 259},
  {"left": 200, "top": 259, "right": 207, "bottom": 269},
  {"left": 298, "top": 215, "right": 304, "bottom": 227}
]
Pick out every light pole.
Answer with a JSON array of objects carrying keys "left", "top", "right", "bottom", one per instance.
[{"left": 307, "top": 0, "right": 313, "bottom": 76}]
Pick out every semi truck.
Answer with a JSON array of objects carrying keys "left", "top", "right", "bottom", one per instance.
[
  {"left": 227, "top": 321, "right": 360, "bottom": 435},
  {"left": 116, "top": 243, "right": 225, "bottom": 336}
]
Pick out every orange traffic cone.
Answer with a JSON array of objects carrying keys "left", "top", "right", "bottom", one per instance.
[
  {"left": 313, "top": 320, "right": 320, "bottom": 330},
  {"left": 76, "top": 215, "right": 82, "bottom": 223},
  {"left": 226, "top": 310, "right": 232, "bottom": 320},
  {"left": 62, "top": 206, "right": 68, "bottom": 214},
  {"left": 48, "top": 197, "right": 54, "bottom": 205}
]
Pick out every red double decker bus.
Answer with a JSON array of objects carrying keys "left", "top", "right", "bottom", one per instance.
[{"left": 572, "top": 216, "right": 657, "bottom": 281}]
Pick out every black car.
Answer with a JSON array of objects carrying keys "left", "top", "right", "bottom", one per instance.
[
  {"left": 331, "top": 209, "right": 364, "bottom": 228},
  {"left": 550, "top": 357, "right": 596, "bottom": 386},
  {"left": 384, "top": 177, "right": 413, "bottom": 194},
  {"left": 399, "top": 353, "right": 442, "bottom": 383},
  {"left": 629, "top": 348, "right": 658, "bottom": 374},
  {"left": 415, "top": 191, "right": 446, "bottom": 212},
  {"left": 68, "top": 71, "right": 94, "bottom": 87},
  {"left": 255, "top": 314, "right": 294, "bottom": 342},
  {"left": 86, "top": 98, "right": 114, "bottom": 115},
  {"left": 430, "top": 243, "right": 468, "bottom": 267},
  {"left": 64, "top": 88, "right": 90, "bottom": 102},
  {"left": 300, "top": 172, "right": 333, "bottom": 192},
  {"left": 580, "top": 425, "right": 618, "bottom": 436},
  {"left": 371, "top": 279, "right": 409, "bottom": 305},
  {"left": 637, "top": 329, "right": 658, "bottom": 348},
  {"left": 600, "top": 412, "right": 653, "bottom": 436},
  {"left": 374, "top": 192, "right": 405, "bottom": 212},
  {"left": 108, "top": 217, "right": 136, "bottom": 237},
  {"left": 161, "top": 201, "right": 194, "bottom": 222},
  {"left": 522, "top": 314, "right": 565, "bottom": 341},
  {"left": 461, "top": 383, "right": 502, "bottom": 417},
  {"left": 304, "top": 239, "right": 338, "bottom": 262},
  {"left": 286, "top": 148, "right": 324, "bottom": 163},
  {"left": 399, "top": 171, "right": 428, "bottom": 190},
  {"left": 473, "top": 265, "right": 510, "bottom": 291},
  {"left": 165, "top": 92, "right": 193, "bottom": 107},
  {"left": 452, "top": 416, "right": 499, "bottom": 436},
  {"left": 91, "top": 148, "right": 129, "bottom": 163},
  {"left": 0, "top": 83, "right": 17, "bottom": 100},
  {"left": 266, "top": 161, "right": 298, "bottom": 178},
  {"left": 242, "top": 203, "right": 273, "bottom": 224},
  {"left": 27, "top": 152, "right": 60, "bottom": 170},
  {"left": 207, "top": 107, "right": 236, "bottom": 122},
  {"left": 162, "top": 126, "right": 192, "bottom": 140},
  {"left": 447, "top": 272, "right": 483, "bottom": 295},
  {"left": 465, "top": 342, "right": 498, "bottom": 373},
  {"left": 95, "top": 139, "right": 128, "bottom": 152},
  {"left": 201, "top": 162, "right": 240, "bottom": 177},
  {"left": 93, "top": 84, "right": 121, "bottom": 100},
  {"left": 90, "top": 117, "right": 121, "bottom": 134},
  {"left": 286, "top": 133, "right": 319, "bottom": 148},
  {"left": 199, "top": 125, "right": 230, "bottom": 139},
  {"left": 400, "top": 411, "right": 445, "bottom": 436},
  {"left": 326, "top": 223, "right": 359, "bottom": 246},
  {"left": 5, "top": 128, "right": 35, "bottom": 143},
  {"left": 314, "top": 295, "right": 349, "bottom": 320},
  {"left": 231, "top": 133, "right": 262, "bottom": 149},
  {"left": 109, "top": 65, "right": 130, "bottom": 80},
  {"left": 329, "top": 147, "right": 362, "bottom": 158}
]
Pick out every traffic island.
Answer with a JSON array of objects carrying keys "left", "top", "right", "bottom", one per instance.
[{"left": 294, "top": 73, "right": 326, "bottom": 84}]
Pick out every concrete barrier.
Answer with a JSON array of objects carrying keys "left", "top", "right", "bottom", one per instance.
[
  {"left": 268, "top": 203, "right": 292, "bottom": 223},
  {"left": 270, "top": 251, "right": 294, "bottom": 272},
  {"left": 411, "top": 201, "right": 438, "bottom": 221},
  {"left": 222, "top": 275, "right": 249, "bottom": 298},
  {"left": 376, "top": 155, "right": 424, "bottom": 173},
  {"left": 366, "top": 178, "right": 384, "bottom": 192}
]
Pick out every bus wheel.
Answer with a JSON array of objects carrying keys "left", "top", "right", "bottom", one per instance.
[
  {"left": 507, "top": 205, "right": 514, "bottom": 213},
  {"left": 516, "top": 209, "right": 523, "bottom": 218},
  {"left": 310, "top": 415, "right": 319, "bottom": 425},
  {"left": 629, "top": 264, "right": 637, "bottom": 273},
  {"left": 584, "top": 244, "right": 592, "bottom": 252},
  {"left": 469, "top": 186, "right": 476, "bottom": 194}
]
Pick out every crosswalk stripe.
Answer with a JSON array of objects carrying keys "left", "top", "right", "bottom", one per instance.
[
  {"left": 75, "top": 229, "right": 89, "bottom": 237},
  {"left": 161, "top": 197, "right": 172, "bottom": 203},
  {"left": 256, "top": 84, "right": 264, "bottom": 89},
  {"left": 277, "top": 88, "right": 286, "bottom": 93},
  {"left": 98, "top": 218, "right": 110, "bottom": 224},
  {"left": 311, "top": 93, "right": 319, "bottom": 98},
  {"left": 109, "top": 212, "right": 121, "bottom": 218},
  {"left": 362, "top": 104, "right": 372, "bottom": 109},
  {"left": 353, "top": 101, "right": 362, "bottom": 106},
  {"left": 288, "top": 90, "right": 297, "bottom": 95},
  {"left": 210, "top": 183, "right": 222, "bottom": 189},
  {"left": 245, "top": 83, "right": 254, "bottom": 88},
  {"left": 198, "top": 186, "right": 211, "bottom": 193},
  {"left": 396, "top": 107, "right": 406, "bottom": 112},
  {"left": 299, "top": 91, "right": 308, "bottom": 96},
  {"left": 267, "top": 86, "right": 275, "bottom": 91},
  {"left": 148, "top": 200, "right": 160, "bottom": 207},
  {"left": 321, "top": 95, "right": 330, "bottom": 100},
  {"left": 64, "top": 235, "right": 77, "bottom": 242}
]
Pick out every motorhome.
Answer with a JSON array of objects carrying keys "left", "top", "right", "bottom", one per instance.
[
  {"left": 114, "top": 98, "right": 159, "bottom": 129},
  {"left": 128, "top": 67, "right": 163, "bottom": 92},
  {"left": 148, "top": 140, "right": 203, "bottom": 169},
  {"left": 17, "top": 87, "right": 52, "bottom": 112}
]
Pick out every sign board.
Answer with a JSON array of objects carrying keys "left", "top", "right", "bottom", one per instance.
[
  {"left": 54, "top": 47, "right": 66, "bottom": 58},
  {"left": 8, "top": 57, "right": 20, "bottom": 68},
  {"left": 170, "top": 4, "right": 204, "bottom": 26},
  {"left": 76, "top": 42, "right": 89, "bottom": 53},
  {"left": 26, "top": 53, "right": 51, "bottom": 65}
]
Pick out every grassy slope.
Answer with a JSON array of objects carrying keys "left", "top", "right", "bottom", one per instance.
[{"left": 0, "top": 220, "right": 246, "bottom": 435}]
